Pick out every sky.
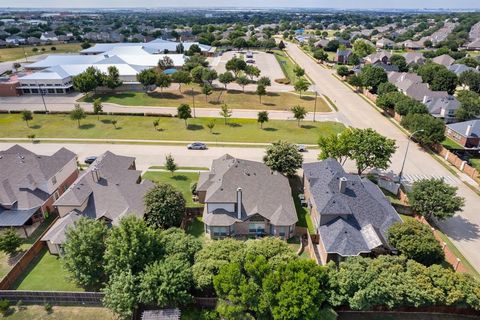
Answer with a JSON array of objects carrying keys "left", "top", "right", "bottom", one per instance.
[{"left": 0, "top": 0, "right": 478, "bottom": 9}]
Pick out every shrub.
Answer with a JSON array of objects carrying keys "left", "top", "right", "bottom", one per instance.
[
  {"left": 388, "top": 220, "right": 444, "bottom": 266},
  {"left": 0, "top": 300, "right": 10, "bottom": 315}
]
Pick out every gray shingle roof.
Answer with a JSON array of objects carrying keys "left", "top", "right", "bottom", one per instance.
[
  {"left": 54, "top": 151, "right": 154, "bottom": 226},
  {"left": 432, "top": 54, "right": 455, "bottom": 67},
  {"left": 199, "top": 154, "right": 297, "bottom": 227},
  {"left": 41, "top": 211, "right": 81, "bottom": 244},
  {"left": 303, "top": 159, "right": 401, "bottom": 257},
  {"left": 0, "top": 145, "right": 76, "bottom": 210},
  {"left": 447, "top": 119, "right": 480, "bottom": 138}
]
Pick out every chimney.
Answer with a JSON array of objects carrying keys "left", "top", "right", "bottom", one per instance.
[
  {"left": 236, "top": 187, "right": 242, "bottom": 219},
  {"left": 339, "top": 177, "right": 347, "bottom": 194},
  {"left": 466, "top": 124, "right": 473, "bottom": 137},
  {"left": 422, "top": 95, "right": 429, "bottom": 104},
  {"left": 91, "top": 169, "right": 100, "bottom": 183}
]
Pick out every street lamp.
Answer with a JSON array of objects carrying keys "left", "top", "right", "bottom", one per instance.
[{"left": 398, "top": 129, "right": 424, "bottom": 183}]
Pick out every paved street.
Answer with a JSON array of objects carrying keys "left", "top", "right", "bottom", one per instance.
[{"left": 285, "top": 42, "right": 480, "bottom": 272}]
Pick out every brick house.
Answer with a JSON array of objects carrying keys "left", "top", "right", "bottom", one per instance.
[
  {"left": 446, "top": 120, "right": 480, "bottom": 148},
  {"left": 196, "top": 154, "right": 297, "bottom": 240},
  {"left": 303, "top": 159, "right": 401, "bottom": 265},
  {"left": 0, "top": 145, "right": 78, "bottom": 237}
]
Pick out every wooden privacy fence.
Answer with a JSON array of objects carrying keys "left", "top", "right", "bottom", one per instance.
[
  {"left": 432, "top": 143, "right": 480, "bottom": 184},
  {"left": 0, "top": 290, "right": 104, "bottom": 305}
]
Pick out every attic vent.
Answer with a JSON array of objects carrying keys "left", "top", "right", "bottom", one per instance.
[{"left": 243, "top": 169, "right": 250, "bottom": 176}]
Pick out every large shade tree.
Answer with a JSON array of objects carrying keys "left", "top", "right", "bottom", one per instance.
[
  {"left": 263, "top": 140, "right": 303, "bottom": 176},
  {"left": 144, "top": 183, "right": 186, "bottom": 229}
]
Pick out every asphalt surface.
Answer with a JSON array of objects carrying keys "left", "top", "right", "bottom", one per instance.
[{"left": 285, "top": 42, "right": 480, "bottom": 272}]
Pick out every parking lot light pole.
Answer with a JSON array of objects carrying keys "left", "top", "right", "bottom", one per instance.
[{"left": 398, "top": 129, "right": 424, "bottom": 183}]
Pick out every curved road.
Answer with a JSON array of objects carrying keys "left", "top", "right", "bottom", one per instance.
[{"left": 285, "top": 42, "right": 480, "bottom": 272}]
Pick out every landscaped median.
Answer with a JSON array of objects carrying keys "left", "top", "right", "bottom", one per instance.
[
  {"left": 0, "top": 114, "right": 345, "bottom": 144},
  {"left": 79, "top": 85, "right": 330, "bottom": 112}
]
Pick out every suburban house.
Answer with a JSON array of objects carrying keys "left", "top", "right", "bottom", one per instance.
[
  {"left": 403, "top": 52, "right": 425, "bottom": 65},
  {"left": 432, "top": 54, "right": 455, "bottom": 67},
  {"left": 336, "top": 50, "right": 352, "bottom": 64},
  {"left": 423, "top": 95, "right": 460, "bottom": 123},
  {"left": 303, "top": 159, "right": 402, "bottom": 264},
  {"left": 0, "top": 145, "right": 78, "bottom": 237},
  {"left": 196, "top": 154, "right": 297, "bottom": 240},
  {"left": 42, "top": 151, "right": 154, "bottom": 254},
  {"left": 466, "top": 39, "right": 480, "bottom": 51},
  {"left": 364, "top": 51, "right": 392, "bottom": 65},
  {"left": 401, "top": 40, "right": 423, "bottom": 50},
  {"left": 448, "top": 64, "right": 479, "bottom": 76},
  {"left": 445, "top": 120, "right": 480, "bottom": 149},
  {"left": 375, "top": 38, "right": 395, "bottom": 49}
]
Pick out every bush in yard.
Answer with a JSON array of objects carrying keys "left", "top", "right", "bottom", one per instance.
[
  {"left": 263, "top": 140, "right": 303, "bottom": 176},
  {"left": 388, "top": 220, "right": 444, "bottom": 266},
  {"left": 144, "top": 183, "right": 186, "bottom": 229},
  {"left": 401, "top": 113, "right": 445, "bottom": 145},
  {"left": 44, "top": 302, "right": 53, "bottom": 313},
  {"left": 0, "top": 229, "right": 23, "bottom": 256},
  {"left": 336, "top": 65, "right": 349, "bottom": 77},
  {"left": 377, "top": 82, "right": 398, "bottom": 96},
  {"left": 0, "top": 299, "right": 10, "bottom": 316},
  {"left": 359, "top": 65, "right": 387, "bottom": 93},
  {"left": 409, "top": 178, "right": 465, "bottom": 222},
  {"left": 63, "top": 218, "right": 109, "bottom": 290}
]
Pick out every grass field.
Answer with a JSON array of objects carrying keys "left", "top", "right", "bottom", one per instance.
[
  {"left": 272, "top": 50, "right": 304, "bottom": 84},
  {"left": 142, "top": 171, "right": 202, "bottom": 208},
  {"left": 470, "top": 159, "right": 480, "bottom": 171},
  {"left": 0, "top": 43, "right": 82, "bottom": 63},
  {"left": 80, "top": 85, "right": 329, "bottom": 112},
  {"left": 12, "top": 248, "right": 82, "bottom": 291},
  {"left": 3, "top": 305, "right": 115, "bottom": 320},
  {"left": 0, "top": 114, "right": 345, "bottom": 144}
]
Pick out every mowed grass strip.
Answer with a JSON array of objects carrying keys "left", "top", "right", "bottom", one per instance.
[
  {"left": 80, "top": 86, "right": 330, "bottom": 112},
  {"left": 3, "top": 305, "right": 115, "bottom": 320},
  {"left": 142, "top": 171, "right": 202, "bottom": 208},
  {"left": 12, "top": 248, "right": 82, "bottom": 291},
  {"left": 0, "top": 114, "right": 345, "bottom": 144},
  {"left": 0, "top": 43, "right": 82, "bottom": 62}
]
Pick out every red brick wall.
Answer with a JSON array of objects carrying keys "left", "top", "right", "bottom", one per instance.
[
  {"left": 41, "top": 169, "right": 79, "bottom": 214},
  {"left": 0, "top": 82, "right": 20, "bottom": 97}
]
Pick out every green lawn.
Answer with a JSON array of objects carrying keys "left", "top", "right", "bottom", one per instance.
[
  {"left": 142, "top": 171, "right": 203, "bottom": 208},
  {"left": 0, "top": 215, "right": 56, "bottom": 280},
  {"left": 272, "top": 50, "right": 306, "bottom": 84},
  {"left": 12, "top": 248, "right": 82, "bottom": 291},
  {"left": 3, "top": 305, "right": 115, "bottom": 320},
  {"left": 80, "top": 86, "right": 329, "bottom": 112},
  {"left": 469, "top": 159, "right": 480, "bottom": 171},
  {"left": 441, "top": 137, "right": 463, "bottom": 150},
  {"left": 289, "top": 177, "right": 315, "bottom": 234},
  {"left": 0, "top": 114, "right": 345, "bottom": 144},
  {"left": 0, "top": 43, "right": 82, "bottom": 63},
  {"left": 186, "top": 216, "right": 205, "bottom": 240},
  {"left": 149, "top": 166, "right": 209, "bottom": 171}
]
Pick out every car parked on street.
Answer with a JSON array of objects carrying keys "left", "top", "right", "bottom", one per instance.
[
  {"left": 187, "top": 142, "right": 207, "bottom": 150},
  {"left": 84, "top": 156, "right": 97, "bottom": 164},
  {"left": 296, "top": 144, "right": 308, "bottom": 152}
]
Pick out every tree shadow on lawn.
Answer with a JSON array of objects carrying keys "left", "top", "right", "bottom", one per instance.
[
  {"left": 301, "top": 124, "right": 317, "bottom": 129},
  {"left": 171, "top": 175, "right": 188, "bottom": 181},
  {"left": 30, "top": 124, "right": 42, "bottom": 129},
  {"left": 263, "top": 103, "right": 276, "bottom": 107},
  {"left": 100, "top": 119, "right": 112, "bottom": 124},
  {"left": 79, "top": 123, "right": 95, "bottom": 130},
  {"left": 300, "top": 96, "right": 315, "bottom": 101},
  {"left": 148, "top": 92, "right": 184, "bottom": 100},
  {"left": 267, "top": 92, "right": 280, "bottom": 97},
  {"left": 263, "top": 127, "right": 278, "bottom": 132},
  {"left": 227, "top": 122, "right": 242, "bottom": 128},
  {"left": 187, "top": 124, "right": 204, "bottom": 131}
]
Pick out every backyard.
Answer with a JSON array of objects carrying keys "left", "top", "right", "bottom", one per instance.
[
  {"left": 3, "top": 305, "right": 114, "bottom": 320},
  {"left": 0, "top": 43, "right": 82, "bottom": 63},
  {"left": 0, "top": 114, "right": 345, "bottom": 144},
  {"left": 142, "top": 171, "right": 203, "bottom": 208},
  {"left": 12, "top": 248, "right": 82, "bottom": 291},
  {"left": 0, "top": 215, "right": 56, "bottom": 279},
  {"left": 289, "top": 176, "right": 315, "bottom": 234},
  {"left": 80, "top": 85, "right": 329, "bottom": 112}
]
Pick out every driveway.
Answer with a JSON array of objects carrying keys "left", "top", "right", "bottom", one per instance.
[{"left": 285, "top": 42, "right": 480, "bottom": 272}]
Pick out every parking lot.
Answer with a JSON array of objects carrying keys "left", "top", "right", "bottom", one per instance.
[{"left": 209, "top": 50, "right": 285, "bottom": 82}]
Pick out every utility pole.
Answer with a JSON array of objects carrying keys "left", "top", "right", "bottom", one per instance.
[
  {"left": 398, "top": 130, "right": 424, "bottom": 183},
  {"left": 37, "top": 81, "right": 48, "bottom": 113}
]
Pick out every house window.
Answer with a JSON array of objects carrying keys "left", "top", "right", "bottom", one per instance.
[
  {"left": 278, "top": 226, "right": 287, "bottom": 237},
  {"left": 52, "top": 176, "right": 57, "bottom": 185},
  {"left": 212, "top": 227, "right": 228, "bottom": 237},
  {"left": 53, "top": 190, "right": 60, "bottom": 200},
  {"left": 249, "top": 223, "right": 265, "bottom": 234}
]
